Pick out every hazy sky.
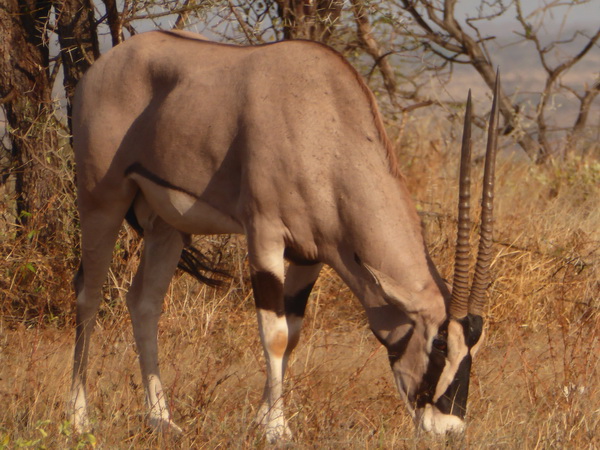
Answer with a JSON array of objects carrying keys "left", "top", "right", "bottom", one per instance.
[{"left": 455, "top": 0, "right": 599, "bottom": 27}]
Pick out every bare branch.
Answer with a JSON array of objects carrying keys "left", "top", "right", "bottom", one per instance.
[
  {"left": 351, "top": 0, "right": 397, "bottom": 105},
  {"left": 399, "top": 0, "right": 464, "bottom": 54},
  {"left": 228, "top": 0, "right": 263, "bottom": 43},
  {"left": 101, "top": 0, "right": 123, "bottom": 45},
  {"left": 552, "top": 27, "right": 600, "bottom": 78},
  {"left": 566, "top": 82, "right": 600, "bottom": 146}
]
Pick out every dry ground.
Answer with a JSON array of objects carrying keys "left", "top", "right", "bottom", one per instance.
[{"left": 1, "top": 124, "right": 598, "bottom": 448}]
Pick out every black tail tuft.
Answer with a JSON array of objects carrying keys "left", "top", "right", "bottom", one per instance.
[
  {"left": 125, "top": 205, "right": 231, "bottom": 288},
  {"left": 178, "top": 246, "right": 230, "bottom": 288}
]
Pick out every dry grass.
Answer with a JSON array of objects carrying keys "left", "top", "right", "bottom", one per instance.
[{"left": 1, "top": 120, "right": 598, "bottom": 448}]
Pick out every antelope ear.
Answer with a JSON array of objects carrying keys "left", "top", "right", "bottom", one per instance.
[{"left": 357, "top": 258, "right": 418, "bottom": 315}]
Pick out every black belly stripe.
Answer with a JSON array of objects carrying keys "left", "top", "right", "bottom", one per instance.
[{"left": 125, "top": 162, "right": 200, "bottom": 199}]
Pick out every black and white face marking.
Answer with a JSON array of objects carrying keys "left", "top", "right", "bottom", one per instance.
[
  {"left": 386, "top": 313, "right": 484, "bottom": 434},
  {"left": 412, "top": 314, "right": 484, "bottom": 433}
]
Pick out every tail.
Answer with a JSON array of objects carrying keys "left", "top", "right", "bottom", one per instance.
[{"left": 125, "top": 206, "right": 230, "bottom": 287}]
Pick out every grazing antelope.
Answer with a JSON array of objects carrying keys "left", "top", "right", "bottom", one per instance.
[{"left": 70, "top": 30, "right": 498, "bottom": 441}]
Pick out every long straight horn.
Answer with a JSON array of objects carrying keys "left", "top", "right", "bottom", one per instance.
[
  {"left": 449, "top": 90, "right": 473, "bottom": 320},
  {"left": 469, "top": 72, "right": 500, "bottom": 316}
]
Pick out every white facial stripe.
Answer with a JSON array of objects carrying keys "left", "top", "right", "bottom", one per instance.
[{"left": 432, "top": 320, "right": 468, "bottom": 402}]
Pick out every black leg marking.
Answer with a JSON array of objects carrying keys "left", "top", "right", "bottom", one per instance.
[
  {"left": 251, "top": 271, "right": 285, "bottom": 316},
  {"left": 284, "top": 282, "right": 316, "bottom": 318}
]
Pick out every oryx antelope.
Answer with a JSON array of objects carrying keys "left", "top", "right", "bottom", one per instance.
[{"left": 71, "top": 30, "right": 499, "bottom": 440}]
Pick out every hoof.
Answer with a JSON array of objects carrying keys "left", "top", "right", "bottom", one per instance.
[
  {"left": 256, "top": 401, "right": 292, "bottom": 443},
  {"left": 265, "top": 423, "right": 292, "bottom": 444},
  {"left": 71, "top": 411, "right": 91, "bottom": 434},
  {"left": 256, "top": 402, "right": 270, "bottom": 427},
  {"left": 148, "top": 416, "right": 183, "bottom": 434}
]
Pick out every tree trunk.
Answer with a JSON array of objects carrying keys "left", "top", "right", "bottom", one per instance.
[
  {"left": 0, "top": 0, "right": 57, "bottom": 226},
  {"left": 53, "top": 0, "right": 100, "bottom": 126}
]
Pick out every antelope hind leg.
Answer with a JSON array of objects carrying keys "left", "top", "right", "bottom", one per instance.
[
  {"left": 126, "top": 205, "right": 184, "bottom": 434},
  {"left": 71, "top": 207, "right": 130, "bottom": 432}
]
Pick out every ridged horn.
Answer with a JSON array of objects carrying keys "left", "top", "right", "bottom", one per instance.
[
  {"left": 468, "top": 71, "right": 500, "bottom": 316},
  {"left": 449, "top": 90, "right": 473, "bottom": 320}
]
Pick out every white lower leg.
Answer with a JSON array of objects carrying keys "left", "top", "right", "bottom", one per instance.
[
  {"left": 70, "top": 288, "right": 99, "bottom": 433},
  {"left": 131, "top": 311, "right": 182, "bottom": 433},
  {"left": 70, "top": 375, "right": 89, "bottom": 432},
  {"left": 145, "top": 373, "right": 182, "bottom": 433},
  {"left": 256, "top": 309, "right": 291, "bottom": 442}
]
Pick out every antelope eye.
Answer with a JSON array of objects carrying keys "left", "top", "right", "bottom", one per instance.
[{"left": 433, "top": 338, "right": 447, "bottom": 353}]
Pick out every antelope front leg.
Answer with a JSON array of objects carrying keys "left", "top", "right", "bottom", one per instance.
[
  {"left": 256, "top": 262, "right": 322, "bottom": 440},
  {"left": 282, "top": 262, "right": 322, "bottom": 370},
  {"left": 255, "top": 307, "right": 291, "bottom": 442},
  {"left": 247, "top": 233, "right": 292, "bottom": 442}
]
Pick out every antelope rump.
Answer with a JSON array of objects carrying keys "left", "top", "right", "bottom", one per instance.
[{"left": 70, "top": 30, "right": 499, "bottom": 441}]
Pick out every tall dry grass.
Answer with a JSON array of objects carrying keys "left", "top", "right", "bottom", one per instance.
[{"left": 0, "top": 113, "right": 598, "bottom": 448}]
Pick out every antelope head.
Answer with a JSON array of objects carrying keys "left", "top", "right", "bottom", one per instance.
[{"left": 361, "top": 75, "right": 500, "bottom": 434}]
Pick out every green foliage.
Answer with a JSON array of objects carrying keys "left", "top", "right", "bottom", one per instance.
[{"left": 0, "top": 421, "right": 97, "bottom": 449}]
